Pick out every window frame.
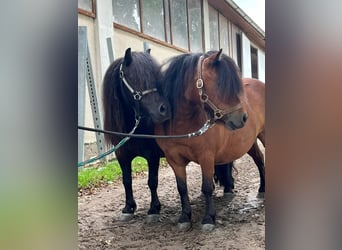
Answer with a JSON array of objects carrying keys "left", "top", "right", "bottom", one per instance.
[
  {"left": 113, "top": 0, "right": 203, "bottom": 53},
  {"left": 78, "top": 0, "right": 96, "bottom": 18}
]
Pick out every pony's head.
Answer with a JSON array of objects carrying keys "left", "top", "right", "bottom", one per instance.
[
  {"left": 117, "top": 48, "right": 170, "bottom": 123},
  {"left": 103, "top": 48, "right": 170, "bottom": 144},
  {"left": 193, "top": 49, "right": 248, "bottom": 130},
  {"left": 162, "top": 50, "right": 247, "bottom": 130}
]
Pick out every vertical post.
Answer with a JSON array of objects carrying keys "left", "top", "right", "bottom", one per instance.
[
  {"left": 94, "top": 0, "right": 115, "bottom": 152},
  {"left": 202, "top": 0, "right": 211, "bottom": 52},
  {"left": 106, "top": 37, "right": 115, "bottom": 64},
  {"left": 78, "top": 26, "right": 87, "bottom": 167},
  {"left": 94, "top": 0, "right": 115, "bottom": 83},
  {"left": 143, "top": 41, "right": 150, "bottom": 52},
  {"left": 85, "top": 45, "right": 107, "bottom": 163}
]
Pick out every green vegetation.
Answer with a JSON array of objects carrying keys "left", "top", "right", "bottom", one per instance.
[{"left": 78, "top": 157, "right": 167, "bottom": 190}]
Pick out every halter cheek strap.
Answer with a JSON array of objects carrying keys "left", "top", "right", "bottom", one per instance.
[
  {"left": 119, "top": 64, "right": 157, "bottom": 100},
  {"left": 196, "top": 56, "right": 242, "bottom": 121},
  {"left": 119, "top": 63, "right": 158, "bottom": 117}
]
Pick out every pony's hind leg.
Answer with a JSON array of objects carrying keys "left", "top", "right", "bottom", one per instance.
[
  {"left": 247, "top": 141, "right": 265, "bottom": 193},
  {"left": 258, "top": 130, "right": 265, "bottom": 147},
  {"left": 117, "top": 156, "right": 137, "bottom": 221},
  {"left": 146, "top": 156, "right": 161, "bottom": 223},
  {"left": 214, "top": 162, "right": 235, "bottom": 194}
]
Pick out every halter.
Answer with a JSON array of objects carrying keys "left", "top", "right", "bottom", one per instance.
[
  {"left": 119, "top": 63, "right": 158, "bottom": 118},
  {"left": 196, "top": 56, "right": 242, "bottom": 122}
]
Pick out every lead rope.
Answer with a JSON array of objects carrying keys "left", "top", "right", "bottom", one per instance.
[
  {"left": 77, "top": 119, "right": 213, "bottom": 167},
  {"left": 78, "top": 117, "right": 141, "bottom": 167}
]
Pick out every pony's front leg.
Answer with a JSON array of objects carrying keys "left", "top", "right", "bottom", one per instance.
[
  {"left": 146, "top": 156, "right": 161, "bottom": 223},
  {"left": 117, "top": 157, "right": 136, "bottom": 221},
  {"left": 201, "top": 161, "right": 216, "bottom": 232},
  {"left": 172, "top": 164, "right": 192, "bottom": 231}
]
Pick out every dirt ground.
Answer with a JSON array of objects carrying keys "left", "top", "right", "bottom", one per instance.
[{"left": 78, "top": 147, "right": 265, "bottom": 250}]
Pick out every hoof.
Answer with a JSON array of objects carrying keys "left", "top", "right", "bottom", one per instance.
[
  {"left": 223, "top": 192, "right": 235, "bottom": 199},
  {"left": 257, "top": 192, "right": 265, "bottom": 199},
  {"left": 146, "top": 214, "right": 160, "bottom": 223},
  {"left": 177, "top": 222, "right": 192, "bottom": 232},
  {"left": 201, "top": 223, "right": 215, "bottom": 232},
  {"left": 119, "top": 213, "right": 134, "bottom": 221}
]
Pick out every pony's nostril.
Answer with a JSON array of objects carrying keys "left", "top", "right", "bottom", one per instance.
[
  {"left": 159, "top": 104, "right": 166, "bottom": 114},
  {"left": 242, "top": 113, "right": 248, "bottom": 123}
]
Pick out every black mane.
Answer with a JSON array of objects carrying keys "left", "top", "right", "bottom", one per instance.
[
  {"left": 102, "top": 51, "right": 160, "bottom": 145},
  {"left": 160, "top": 51, "right": 242, "bottom": 119}
]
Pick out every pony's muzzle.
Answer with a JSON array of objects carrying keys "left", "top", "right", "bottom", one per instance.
[
  {"left": 151, "top": 102, "right": 170, "bottom": 123},
  {"left": 224, "top": 111, "right": 248, "bottom": 130}
]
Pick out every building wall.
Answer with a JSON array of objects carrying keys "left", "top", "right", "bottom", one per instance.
[{"left": 113, "top": 29, "right": 182, "bottom": 64}]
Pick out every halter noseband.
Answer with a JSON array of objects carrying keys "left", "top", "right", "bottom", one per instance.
[
  {"left": 119, "top": 63, "right": 158, "bottom": 118},
  {"left": 196, "top": 56, "right": 242, "bottom": 122}
]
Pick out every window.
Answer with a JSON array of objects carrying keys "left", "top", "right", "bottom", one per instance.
[
  {"left": 113, "top": 0, "right": 141, "bottom": 32},
  {"left": 188, "top": 0, "right": 203, "bottom": 52},
  {"left": 171, "top": 0, "right": 188, "bottom": 49},
  {"left": 209, "top": 6, "right": 230, "bottom": 54},
  {"left": 251, "top": 46, "right": 258, "bottom": 78},
  {"left": 78, "top": 0, "right": 96, "bottom": 18},
  {"left": 112, "top": 0, "right": 203, "bottom": 52},
  {"left": 209, "top": 6, "right": 219, "bottom": 50},
  {"left": 219, "top": 14, "right": 229, "bottom": 55},
  {"left": 142, "top": 0, "right": 165, "bottom": 41}
]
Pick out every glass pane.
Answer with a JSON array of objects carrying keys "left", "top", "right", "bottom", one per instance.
[
  {"left": 188, "top": 0, "right": 203, "bottom": 52},
  {"left": 219, "top": 14, "right": 229, "bottom": 55},
  {"left": 113, "top": 0, "right": 141, "bottom": 32},
  {"left": 209, "top": 6, "right": 219, "bottom": 50},
  {"left": 142, "top": 0, "right": 165, "bottom": 41},
  {"left": 171, "top": 0, "right": 188, "bottom": 49},
  {"left": 250, "top": 46, "right": 258, "bottom": 78},
  {"left": 164, "top": 0, "right": 171, "bottom": 43},
  {"left": 79, "top": 0, "right": 93, "bottom": 12}
]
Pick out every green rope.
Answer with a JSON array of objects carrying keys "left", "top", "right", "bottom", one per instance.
[
  {"left": 77, "top": 137, "right": 130, "bottom": 168},
  {"left": 78, "top": 117, "right": 140, "bottom": 168}
]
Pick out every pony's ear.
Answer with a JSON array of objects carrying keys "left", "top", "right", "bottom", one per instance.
[
  {"left": 214, "top": 48, "right": 223, "bottom": 63},
  {"left": 146, "top": 48, "right": 151, "bottom": 54},
  {"left": 124, "top": 48, "right": 132, "bottom": 66}
]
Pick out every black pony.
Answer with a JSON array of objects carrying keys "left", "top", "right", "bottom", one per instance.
[{"left": 102, "top": 48, "right": 170, "bottom": 222}]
